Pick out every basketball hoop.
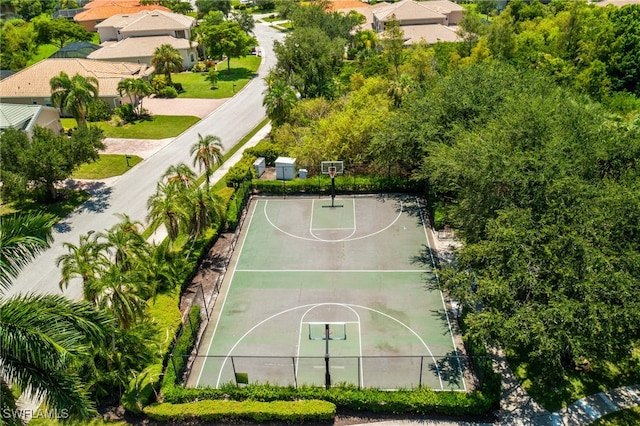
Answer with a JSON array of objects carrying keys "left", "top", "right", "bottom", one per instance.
[{"left": 328, "top": 167, "right": 336, "bottom": 180}]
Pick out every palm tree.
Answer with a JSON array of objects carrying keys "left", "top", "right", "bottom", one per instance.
[
  {"left": 84, "top": 265, "right": 151, "bottom": 330},
  {"left": 0, "top": 212, "right": 55, "bottom": 292},
  {"left": 50, "top": 72, "right": 99, "bottom": 128},
  {"left": 0, "top": 294, "right": 112, "bottom": 418},
  {"left": 147, "top": 181, "right": 189, "bottom": 243},
  {"left": 263, "top": 78, "right": 297, "bottom": 126},
  {"left": 191, "top": 133, "right": 224, "bottom": 189},
  {"left": 99, "top": 214, "right": 148, "bottom": 272},
  {"left": 117, "top": 78, "right": 152, "bottom": 118},
  {"left": 162, "top": 162, "right": 197, "bottom": 188},
  {"left": 0, "top": 212, "right": 111, "bottom": 419},
  {"left": 152, "top": 44, "right": 183, "bottom": 86},
  {"left": 57, "top": 231, "right": 109, "bottom": 293},
  {"left": 184, "top": 186, "right": 224, "bottom": 239}
]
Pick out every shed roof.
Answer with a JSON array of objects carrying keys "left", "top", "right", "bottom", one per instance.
[{"left": 0, "top": 103, "right": 50, "bottom": 132}]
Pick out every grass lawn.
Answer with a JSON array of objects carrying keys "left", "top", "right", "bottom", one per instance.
[
  {"left": 173, "top": 55, "right": 260, "bottom": 99},
  {"left": 0, "top": 190, "right": 90, "bottom": 222},
  {"left": 592, "top": 406, "right": 640, "bottom": 426},
  {"left": 64, "top": 116, "right": 200, "bottom": 139},
  {"left": 510, "top": 345, "right": 640, "bottom": 411},
  {"left": 73, "top": 154, "right": 143, "bottom": 179}
]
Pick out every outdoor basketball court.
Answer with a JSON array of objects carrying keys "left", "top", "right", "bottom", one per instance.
[{"left": 193, "top": 193, "right": 465, "bottom": 390}]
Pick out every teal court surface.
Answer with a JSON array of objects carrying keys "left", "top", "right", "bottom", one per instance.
[{"left": 194, "top": 194, "right": 465, "bottom": 390}]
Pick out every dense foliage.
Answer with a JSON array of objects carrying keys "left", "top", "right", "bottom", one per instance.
[{"left": 263, "top": 0, "right": 640, "bottom": 390}]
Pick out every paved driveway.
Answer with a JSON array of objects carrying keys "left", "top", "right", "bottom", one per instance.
[{"left": 142, "top": 97, "right": 228, "bottom": 118}]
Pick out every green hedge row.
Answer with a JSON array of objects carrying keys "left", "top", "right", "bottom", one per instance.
[
  {"left": 144, "top": 399, "right": 336, "bottom": 423},
  {"left": 226, "top": 155, "right": 257, "bottom": 188},
  {"left": 225, "top": 181, "right": 251, "bottom": 231},
  {"left": 252, "top": 175, "right": 420, "bottom": 194},
  {"left": 244, "top": 140, "right": 284, "bottom": 166},
  {"left": 161, "top": 383, "right": 496, "bottom": 416}
]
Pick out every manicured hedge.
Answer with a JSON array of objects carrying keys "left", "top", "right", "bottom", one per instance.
[
  {"left": 252, "top": 175, "right": 420, "bottom": 194},
  {"left": 226, "top": 155, "right": 257, "bottom": 188},
  {"left": 161, "top": 383, "right": 496, "bottom": 417},
  {"left": 244, "top": 140, "right": 284, "bottom": 166},
  {"left": 164, "top": 305, "right": 202, "bottom": 388},
  {"left": 144, "top": 399, "right": 336, "bottom": 423}
]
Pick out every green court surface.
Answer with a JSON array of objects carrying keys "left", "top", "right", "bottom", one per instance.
[{"left": 195, "top": 195, "right": 464, "bottom": 390}]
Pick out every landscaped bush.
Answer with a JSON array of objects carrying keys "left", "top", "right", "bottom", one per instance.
[
  {"left": 252, "top": 175, "right": 418, "bottom": 195},
  {"left": 156, "top": 86, "right": 178, "bottom": 98},
  {"left": 226, "top": 155, "right": 257, "bottom": 188},
  {"left": 225, "top": 181, "right": 251, "bottom": 231},
  {"left": 163, "top": 305, "right": 201, "bottom": 389},
  {"left": 87, "top": 100, "right": 111, "bottom": 122},
  {"left": 244, "top": 140, "right": 284, "bottom": 165},
  {"left": 161, "top": 383, "right": 496, "bottom": 417},
  {"left": 114, "top": 103, "right": 137, "bottom": 123},
  {"left": 144, "top": 399, "right": 335, "bottom": 423}
]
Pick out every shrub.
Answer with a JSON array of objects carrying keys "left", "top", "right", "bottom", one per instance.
[
  {"left": 157, "top": 86, "right": 178, "bottom": 98},
  {"left": 144, "top": 399, "right": 336, "bottom": 423},
  {"left": 244, "top": 141, "right": 284, "bottom": 166},
  {"left": 151, "top": 75, "right": 168, "bottom": 92},
  {"left": 226, "top": 155, "right": 257, "bottom": 188},
  {"left": 172, "top": 83, "right": 184, "bottom": 93},
  {"left": 164, "top": 305, "right": 201, "bottom": 389},
  {"left": 114, "top": 103, "right": 137, "bottom": 123},
  {"left": 252, "top": 175, "right": 419, "bottom": 195},
  {"left": 87, "top": 99, "right": 111, "bottom": 122},
  {"left": 225, "top": 181, "right": 251, "bottom": 231}
]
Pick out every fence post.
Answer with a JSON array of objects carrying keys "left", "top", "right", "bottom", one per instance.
[
  {"left": 292, "top": 356, "right": 297, "bottom": 389},
  {"left": 231, "top": 356, "right": 238, "bottom": 385},
  {"left": 200, "top": 284, "right": 210, "bottom": 321},
  {"left": 358, "top": 356, "right": 361, "bottom": 389},
  {"left": 419, "top": 356, "right": 424, "bottom": 388}
]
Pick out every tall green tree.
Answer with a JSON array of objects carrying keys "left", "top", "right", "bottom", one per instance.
[
  {"left": 204, "top": 20, "right": 255, "bottom": 72},
  {"left": 184, "top": 186, "right": 223, "bottom": 239},
  {"left": 380, "top": 15, "right": 405, "bottom": 79},
  {"left": 195, "top": 0, "right": 230, "bottom": 18},
  {"left": 50, "top": 72, "right": 100, "bottom": 128},
  {"left": 0, "top": 18, "right": 37, "bottom": 70},
  {"left": 33, "top": 15, "right": 92, "bottom": 48},
  {"left": 191, "top": 133, "right": 224, "bottom": 189},
  {"left": 152, "top": 44, "right": 183, "bottom": 86},
  {"left": 0, "top": 126, "right": 105, "bottom": 202},
  {"left": 273, "top": 26, "right": 345, "bottom": 98},
  {"left": 162, "top": 162, "right": 197, "bottom": 188}
]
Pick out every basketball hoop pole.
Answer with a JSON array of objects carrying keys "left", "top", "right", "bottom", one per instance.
[
  {"left": 330, "top": 173, "right": 336, "bottom": 208},
  {"left": 325, "top": 324, "right": 331, "bottom": 390}
]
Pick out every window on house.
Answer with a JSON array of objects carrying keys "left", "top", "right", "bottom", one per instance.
[{"left": 176, "top": 30, "right": 185, "bottom": 39}]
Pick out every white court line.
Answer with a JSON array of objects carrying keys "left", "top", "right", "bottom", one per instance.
[
  {"left": 418, "top": 197, "right": 466, "bottom": 391},
  {"left": 264, "top": 198, "right": 403, "bottom": 243},
  {"left": 216, "top": 302, "right": 442, "bottom": 389},
  {"left": 295, "top": 304, "right": 363, "bottom": 387},
  {"left": 310, "top": 198, "right": 356, "bottom": 240},
  {"left": 197, "top": 199, "right": 259, "bottom": 387}
]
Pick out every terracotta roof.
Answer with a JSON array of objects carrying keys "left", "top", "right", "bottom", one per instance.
[
  {"left": 0, "top": 59, "right": 152, "bottom": 99},
  {"left": 98, "top": 9, "right": 195, "bottom": 32},
  {"left": 74, "top": 4, "right": 170, "bottom": 22},
  {"left": 89, "top": 36, "right": 194, "bottom": 60},
  {"left": 596, "top": 0, "right": 640, "bottom": 5},
  {"left": 376, "top": 0, "right": 447, "bottom": 22},
  {"left": 328, "top": 0, "right": 368, "bottom": 11},
  {"left": 83, "top": 0, "right": 141, "bottom": 9}
]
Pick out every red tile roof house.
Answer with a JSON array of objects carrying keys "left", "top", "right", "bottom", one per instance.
[
  {"left": 0, "top": 58, "right": 153, "bottom": 113},
  {"left": 73, "top": 0, "right": 170, "bottom": 32},
  {"left": 88, "top": 10, "right": 198, "bottom": 69}
]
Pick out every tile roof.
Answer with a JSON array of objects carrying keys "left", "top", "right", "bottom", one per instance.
[
  {"left": 375, "top": 0, "right": 448, "bottom": 22},
  {"left": 88, "top": 35, "right": 194, "bottom": 60},
  {"left": 96, "top": 9, "right": 194, "bottom": 31},
  {"left": 74, "top": 3, "right": 170, "bottom": 22},
  {"left": 0, "top": 59, "right": 152, "bottom": 99},
  {"left": 400, "top": 23, "right": 460, "bottom": 44},
  {"left": 83, "top": 0, "right": 142, "bottom": 9}
]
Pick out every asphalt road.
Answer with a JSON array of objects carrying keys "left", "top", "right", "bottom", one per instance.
[{"left": 7, "top": 21, "right": 285, "bottom": 301}]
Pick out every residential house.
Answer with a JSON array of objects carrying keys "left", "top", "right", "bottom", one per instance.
[
  {"left": 88, "top": 9, "right": 197, "bottom": 69},
  {"left": 74, "top": 0, "right": 170, "bottom": 32},
  {"left": 334, "top": 0, "right": 464, "bottom": 45},
  {"left": 0, "top": 103, "right": 63, "bottom": 138},
  {"left": 0, "top": 58, "right": 153, "bottom": 112}
]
